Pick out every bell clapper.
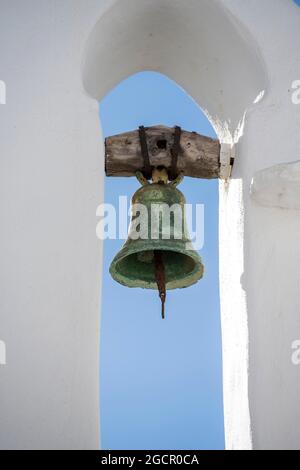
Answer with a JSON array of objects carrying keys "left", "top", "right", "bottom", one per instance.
[
  {"left": 154, "top": 250, "right": 166, "bottom": 320},
  {"left": 152, "top": 168, "right": 168, "bottom": 319}
]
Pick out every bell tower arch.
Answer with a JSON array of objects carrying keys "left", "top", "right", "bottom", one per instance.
[{"left": 82, "top": 0, "right": 267, "bottom": 450}]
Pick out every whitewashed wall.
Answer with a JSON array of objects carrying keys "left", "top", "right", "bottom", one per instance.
[
  {"left": 226, "top": 0, "right": 300, "bottom": 450},
  {"left": 0, "top": 0, "right": 105, "bottom": 449},
  {"left": 0, "top": 0, "right": 299, "bottom": 450}
]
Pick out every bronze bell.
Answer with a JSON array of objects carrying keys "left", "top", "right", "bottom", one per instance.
[{"left": 109, "top": 168, "right": 204, "bottom": 319}]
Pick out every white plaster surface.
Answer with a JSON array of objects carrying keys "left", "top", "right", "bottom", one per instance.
[
  {"left": 251, "top": 161, "right": 300, "bottom": 210},
  {"left": 1, "top": 0, "right": 300, "bottom": 450},
  {"left": 219, "top": 178, "right": 251, "bottom": 450},
  {"left": 0, "top": 0, "right": 105, "bottom": 450}
]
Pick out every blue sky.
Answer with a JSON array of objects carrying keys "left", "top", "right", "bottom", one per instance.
[{"left": 99, "top": 71, "right": 224, "bottom": 450}]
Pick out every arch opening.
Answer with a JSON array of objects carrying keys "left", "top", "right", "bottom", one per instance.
[
  {"left": 99, "top": 71, "right": 224, "bottom": 450},
  {"left": 82, "top": 0, "right": 267, "bottom": 144}
]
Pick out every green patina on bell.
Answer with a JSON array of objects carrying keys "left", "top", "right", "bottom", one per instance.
[{"left": 109, "top": 169, "right": 204, "bottom": 318}]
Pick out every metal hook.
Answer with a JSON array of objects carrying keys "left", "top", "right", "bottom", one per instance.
[
  {"left": 168, "top": 172, "right": 184, "bottom": 187},
  {"left": 136, "top": 171, "right": 150, "bottom": 186}
]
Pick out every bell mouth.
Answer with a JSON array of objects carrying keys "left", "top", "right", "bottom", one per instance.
[{"left": 110, "top": 246, "right": 204, "bottom": 290}]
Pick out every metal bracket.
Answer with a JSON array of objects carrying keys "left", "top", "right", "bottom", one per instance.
[
  {"left": 138, "top": 126, "right": 152, "bottom": 180},
  {"left": 220, "top": 143, "right": 235, "bottom": 180},
  {"left": 169, "top": 126, "right": 182, "bottom": 181}
]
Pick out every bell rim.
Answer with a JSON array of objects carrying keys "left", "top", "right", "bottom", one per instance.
[{"left": 109, "top": 243, "right": 204, "bottom": 290}]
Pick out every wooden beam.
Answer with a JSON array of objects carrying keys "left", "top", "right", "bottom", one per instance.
[{"left": 105, "top": 125, "right": 220, "bottom": 179}]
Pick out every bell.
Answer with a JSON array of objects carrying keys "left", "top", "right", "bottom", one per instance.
[{"left": 109, "top": 170, "right": 204, "bottom": 319}]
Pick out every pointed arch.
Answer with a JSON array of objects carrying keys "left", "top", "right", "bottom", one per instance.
[{"left": 82, "top": 0, "right": 267, "bottom": 144}]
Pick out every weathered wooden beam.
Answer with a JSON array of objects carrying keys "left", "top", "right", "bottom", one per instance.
[{"left": 105, "top": 125, "right": 220, "bottom": 179}]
